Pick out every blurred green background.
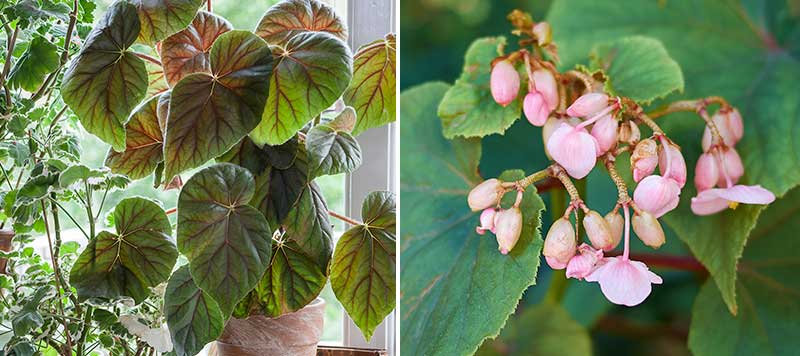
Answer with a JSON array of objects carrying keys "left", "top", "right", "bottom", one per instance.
[{"left": 401, "top": 1, "right": 699, "bottom": 355}]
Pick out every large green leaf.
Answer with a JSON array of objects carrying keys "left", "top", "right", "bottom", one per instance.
[
  {"left": 305, "top": 122, "right": 362, "bottom": 179},
  {"left": 61, "top": 1, "right": 148, "bottom": 152},
  {"left": 437, "top": 37, "right": 523, "bottom": 139},
  {"left": 8, "top": 36, "right": 59, "bottom": 92},
  {"left": 133, "top": 0, "right": 204, "bottom": 44},
  {"left": 165, "top": 265, "right": 224, "bottom": 356},
  {"left": 254, "top": 0, "right": 346, "bottom": 45},
  {"left": 476, "top": 302, "right": 592, "bottom": 356},
  {"left": 160, "top": 11, "right": 232, "bottom": 86},
  {"left": 589, "top": 36, "right": 684, "bottom": 104},
  {"left": 548, "top": 0, "right": 800, "bottom": 315},
  {"left": 177, "top": 163, "right": 273, "bottom": 317},
  {"left": 283, "top": 182, "right": 333, "bottom": 267},
  {"left": 400, "top": 82, "right": 545, "bottom": 356},
  {"left": 251, "top": 146, "right": 309, "bottom": 225},
  {"left": 69, "top": 197, "right": 176, "bottom": 303},
  {"left": 250, "top": 31, "right": 352, "bottom": 146},
  {"left": 105, "top": 94, "right": 165, "bottom": 180},
  {"left": 163, "top": 30, "right": 273, "bottom": 179},
  {"left": 343, "top": 34, "right": 396, "bottom": 136},
  {"left": 688, "top": 188, "right": 800, "bottom": 356},
  {"left": 331, "top": 191, "right": 396, "bottom": 341},
  {"left": 145, "top": 59, "right": 169, "bottom": 98}
]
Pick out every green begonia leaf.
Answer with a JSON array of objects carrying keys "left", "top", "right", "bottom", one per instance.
[
  {"left": 283, "top": 182, "right": 333, "bottom": 267},
  {"left": 305, "top": 123, "right": 362, "bottom": 179},
  {"left": 343, "top": 34, "right": 396, "bottom": 136},
  {"left": 105, "top": 94, "right": 165, "bottom": 180},
  {"left": 133, "top": 0, "right": 205, "bottom": 44},
  {"left": 254, "top": 0, "right": 346, "bottom": 46},
  {"left": 165, "top": 265, "right": 224, "bottom": 356},
  {"left": 160, "top": 11, "right": 232, "bottom": 86}
]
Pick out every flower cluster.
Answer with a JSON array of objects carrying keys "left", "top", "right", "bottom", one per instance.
[{"left": 468, "top": 19, "right": 777, "bottom": 307}]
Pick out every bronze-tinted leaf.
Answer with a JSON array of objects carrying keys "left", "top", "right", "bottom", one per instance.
[
  {"left": 163, "top": 30, "right": 273, "bottom": 179},
  {"left": 133, "top": 0, "right": 205, "bottom": 44},
  {"left": 344, "top": 34, "right": 396, "bottom": 136},
  {"left": 105, "top": 94, "right": 165, "bottom": 180},
  {"left": 160, "top": 11, "right": 232, "bottom": 86},
  {"left": 254, "top": 0, "right": 346, "bottom": 45}
]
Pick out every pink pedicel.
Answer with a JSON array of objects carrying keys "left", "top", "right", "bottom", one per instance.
[
  {"left": 566, "top": 243, "right": 603, "bottom": 280},
  {"left": 590, "top": 114, "right": 618, "bottom": 155},
  {"left": 694, "top": 152, "right": 719, "bottom": 192},
  {"left": 690, "top": 185, "right": 775, "bottom": 216},
  {"left": 523, "top": 92, "right": 549, "bottom": 126},
  {"left": 475, "top": 208, "right": 497, "bottom": 235},
  {"left": 633, "top": 175, "right": 680, "bottom": 218},
  {"left": 658, "top": 140, "right": 686, "bottom": 188},
  {"left": 490, "top": 60, "right": 520, "bottom": 106},
  {"left": 547, "top": 123, "right": 599, "bottom": 179},
  {"left": 566, "top": 93, "right": 609, "bottom": 118},
  {"left": 631, "top": 139, "right": 658, "bottom": 182},
  {"left": 494, "top": 207, "right": 523, "bottom": 254}
]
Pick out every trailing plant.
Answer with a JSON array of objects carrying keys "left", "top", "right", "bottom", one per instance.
[
  {"left": 0, "top": 0, "right": 396, "bottom": 354},
  {"left": 401, "top": 3, "right": 796, "bottom": 356}
]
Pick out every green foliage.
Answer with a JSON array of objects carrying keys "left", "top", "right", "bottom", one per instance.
[
  {"left": 160, "top": 11, "right": 233, "bottom": 86},
  {"left": 165, "top": 265, "right": 224, "bottom": 356},
  {"left": 253, "top": 0, "right": 346, "bottom": 45},
  {"left": 331, "top": 191, "right": 396, "bottom": 340},
  {"left": 400, "top": 82, "right": 545, "bottom": 355},
  {"left": 8, "top": 36, "right": 59, "bottom": 92},
  {"left": 132, "top": 0, "right": 204, "bottom": 44},
  {"left": 438, "top": 37, "right": 523, "bottom": 139},
  {"left": 306, "top": 120, "right": 363, "bottom": 179},
  {"left": 344, "top": 34, "right": 397, "bottom": 136},
  {"left": 105, "top": 95, "right": 165, "bottom": 180}
]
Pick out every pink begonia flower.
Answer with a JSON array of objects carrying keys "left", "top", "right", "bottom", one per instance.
[
  {"left": 547, "top": 123, "right": 599, "bottom": 179},
  {"left": 590, "top": 114, "right": 618, "bottom": 155},
  {"left": 532, "top": 69, "right": 558, "bottom": 111},
  {"left": 633, "top": 175, "right": 680, "bottom": 218},
  {"left": 523, "top": 92, "right": 549, "bottom": 126},
  {"left": 717, "top": 147, "right": 744, "bottom": 187},
  {"left": 467, "top": 179, "right": 503, "bottom": 211},
  {"left": 631, "top": 139, "right": 658, "bottom": 182},
  {"left": 490, "top": 60, "right": 519, "bottom": 106},
  {"left": 690, "top": 185, "right": 775, "bottom": 216},
  {"left": 585, "top": 257, "right": 663, "bottom": 306},
  {"left": 494, "top": 207, "right": 523, "bottom": 254},
  {"left": 701, "top": 108, "right": 744, "bottom": 151},
  {"left": 475, "top": 208, "right": 497, "bottom": 235},
  {"left": 543, "top": 217, "right": 577, "bottom": 269},
  {"left": 566, "top": 244, "right": 603, "bottom": 280},
  {"left": 658, "top": 141, "right": 686, "bottom": 188},
  {"left": 566, "top": 93, "right": 608, "bottom": 117},
  {"left": 694, "top": 152, "right": 719, "bottom": 192}
]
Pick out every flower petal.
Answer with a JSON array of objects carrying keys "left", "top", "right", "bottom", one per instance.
[
  {"left": 690, "top": 189, "right": 729, "bottom": 215},
  {"left": 716, "top": 185, "right": 776, "bottom": 205},
  {"left": 547, "top": 124, "right": 598, "bottom": 179}
]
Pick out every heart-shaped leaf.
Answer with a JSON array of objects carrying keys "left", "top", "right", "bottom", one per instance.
[
  {"left": 165, "top": 265, "right": 224, "bottom": 356},
  {"left": 548, "top": 0, "right": 800, "bottom": 315},
  {"left": 283, "top": 182, "right": 333, "bottom": 266},
  {"left": 250, "top": 31, "right": 352, "bottom": 146},
  {"left": 589, "top": 36, "right": 684, "bottom": 104},
  {"left": 331, "top": 191, "right": 396, "bottom": 341},
  {"left": 688, "top": 188, "right": 800, "bottom": 356},
  {"left": 343, "top": 34, "right": 396, "bottom": 136},
  {"left": 69, "top": 197, "right": 176, "bottom": 303},
  {"left": 133, "top": 0, "right": 205, "bottom": 44},
  {"left": 8, "top": 36, "right": 59, "bottom": 92},
  {"left": 437, "top": 37, "right": 523, "bottom": 139},
  {"left": 177, "top": 163, "right": 273, "bottom": 317},
  {"left": 160, "top": 11, "right": 232, "bottom": 86},
  {"left": 400, "top": 82, "right": 545, "bottom": 355},
  {"left": 61, "top": 1, "right": 148, "bottom": 152},
  {"left": 254, "top": 0, "right": 346, "bottom": 45},
  {"left": 105, "top": 94, "right": 165, "bottom": 180},
  {"left": 305, "top": 122, "right": 362, "bottom": 178},
  {"left": 163, "top": 30, "right": 273, "bottom": 179}
]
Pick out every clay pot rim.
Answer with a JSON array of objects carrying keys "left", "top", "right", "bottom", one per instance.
[{"left": 234, "top": 297, "right": 326, "bottom": 322}]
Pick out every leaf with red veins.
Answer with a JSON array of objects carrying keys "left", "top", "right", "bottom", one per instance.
[
  {"left": 61, "top": 1, "right": 148, "bottom": 152},
  {"left": 254, "top": 0, "right": 347, "bottom": 46},
  {"left": 146, "top": 59, "right": 169, "bottom": 98},
  {"left": 105, "top": 94, "right": 165, "bottom": 180},
  {"left": 163, "top": 30, "right": 273, "bottom": 179},
  {"left": 133, "top": 0, "right": 205, "bottom": 44},
  {"left": 344, "top": 34, "right": 397, "bottom": 136},
  {"left": 161, "top": 11, "right": 233, "bottom": 86}
]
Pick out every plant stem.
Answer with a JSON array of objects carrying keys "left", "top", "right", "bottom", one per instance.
[
  {"left": 551, "top": 166, "right": 581, "bottom": 203},
  {"left": 328, "top": 210, "right": 362, "bottom": 226},
  {"left": 40, "top": 200, "right": 74, "bottom": 354},
  {"left": 501, "top": 166, "right": 551, "bottom": 192},
  {"left": 0, "top": 22, "right": 18, "bottom": 111},
  {"left": 603, "top": 155, "right": 631, "bottom": 205},
  {"left": 84, "top": 180, "right": 95, "bottom": 239},
  {"left": 647, "top": 96, "right": 729, "bottom": 119},
  {"left": 76, "top": 306, "right": 93, "bottom": 356},
  {"left": 165, "top": 207, "right": 177, "bottom": 215},
  {"left": 0, "top": 162, "right": 13, "bottom": 189},
  {"left": 50, "top": 198, "right": 89, "bottom": 240}
]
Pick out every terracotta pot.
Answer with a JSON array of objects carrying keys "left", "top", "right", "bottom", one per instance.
[
  {"left": 210, "top": 298, "right": 326, "bottom": 356},
  {"left": 0, "top": 230, "right": 13, "bottom": 275}
]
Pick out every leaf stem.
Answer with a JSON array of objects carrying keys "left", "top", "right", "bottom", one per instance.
[
  {"left": 40, "top": 200, "right": 74, "bottom": 354},
  {"left": 328, "top": 210, "right": 362, "bottom": 226},
  {"left": 133, "top": 52, "right": 162, "bottom": 66}
]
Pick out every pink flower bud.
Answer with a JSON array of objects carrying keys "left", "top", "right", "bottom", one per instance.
[
  {"left": 631, "top": 139, "right": 658, "bottom": 182},
  {"left": 543, "top": 217, "right": 577, "bottom": 269},
  {"left": 701, "top": 109, "right": 743, "bottom": 150},
  {"left": 494, "top": 207, "right": 523, "bottom": 254},
  {"left": 566, "top": 93, "right": 608, "bottom": 118},
  {"left": 604, "top": 210, "right": 624, "bottom": 251},
  {"left": 532, "top": 22, "right": 552, "bottom": 45},
  {"left": 532, "top": 69, "right": 558, "bottom": 111},
  {"left": 590, "top": 114, "right": 618, "bottom": 155},
  {"left": 658, "top": 142, "right": 686, "bottom": 188},
  {"left": 547, "top": 123, "right": 599, "bottom": 179},
  {"left": 475, "top": 208, "right": 497, "bottom": 235},
  {"left": 717, "top": 147, "right": 744, "bottom": 187},
  {"left": 694, "top": 152, "right": 719, "bottom": 192},
  {"left": 566, "top": 244, "right": 603, "bottom": 280},
  {"left": 468, "top": 178, "right": 503, "bottom": 211},
  {"left": 632, "top": 210, "right": 665, "bottom": 248},
  {"left": 618, "top": 121, "right": 640, "bottom": 144},
  {"left": 633, "top": 175, "right": 680, "bottom": 218},
  {"left": 490, "top": 60, "right": 520, "bottom": 106},
  {"left": 583, "top": 210, "right": 615, "bottom": 251},
  {"left": 523, "top": 92, "right": 549, "bottom": 126},
  {"left": 726, "top": 108, "right": 744, "bottom": 143}
]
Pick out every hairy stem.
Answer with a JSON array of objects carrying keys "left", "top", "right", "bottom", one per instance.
[
  {"left": 501, "top": 167, "right": 551, "bottom": 192},
  {"left": 603, "top": 155, "right": 631, "bottom": 205}
]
